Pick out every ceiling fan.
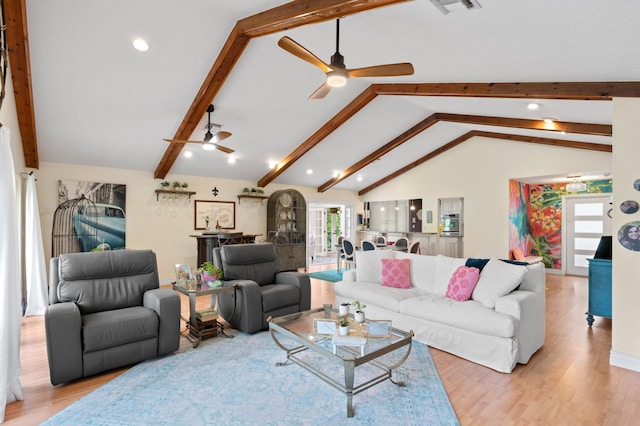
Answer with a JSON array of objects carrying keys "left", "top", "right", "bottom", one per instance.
[
  {"left": 278, "top": 19, "right": 414, "bottom": 100},
  {"left": 164, "top": 104, "right": 234, "bottom": 153}
]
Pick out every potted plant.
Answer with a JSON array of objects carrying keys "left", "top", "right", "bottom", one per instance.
[
  {"left": 160, "top": 180, "right": 170, "bottom": 188},
  {"left": 339, "top": 318, "right": 350, "bottom": 336},
  {"left": 181, "top": 182, "right": 189, "bottom": 190},
  {"left": 172, "top": 181, "right": 181, "bottom": 190},
  {"left": 339, "top": 302, "right": 350, "bottom": 316},
  {"left": 200, "top": 261, "right": 223, "bottom": 283},
  {"left": 242, "top": 187, "right": 250, "bottom": 193},
  {"left": 352, "top": 301, "right": 367, "bottom": 322}
]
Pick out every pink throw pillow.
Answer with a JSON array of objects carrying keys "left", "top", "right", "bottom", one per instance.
[
  {"left": 381, "top": 258, "right": 411, "bottom": 289},
  {"left": 445, "top": 266, "right": 480, "bottom": 302}
]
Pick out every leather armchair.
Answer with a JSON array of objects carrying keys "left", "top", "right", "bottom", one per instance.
[
  {"left": 45, "top": 249, "right": 180, "bottom": 385},
  {"left": 213, "top": 243, "right": 311, "bottom": 334}
]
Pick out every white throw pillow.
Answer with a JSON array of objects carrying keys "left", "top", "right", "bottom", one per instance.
[
  {"left": 434, "top": 255, "right": 467, "bottom": 295},
  {"left": 472, "top": 258, "right": 528, "bottom": 308},
  {"left": 355, "top": 249, "right": 395, "bottom": 284}
]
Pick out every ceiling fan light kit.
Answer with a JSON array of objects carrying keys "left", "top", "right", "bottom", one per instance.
[
  {"left": 327, "top": 70, "right": 347, "bottom": 88},
  {"left": 278, "top": 19, "right": 414, "bottom": 99}
]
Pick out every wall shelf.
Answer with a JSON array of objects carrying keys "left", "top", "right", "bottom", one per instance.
[
  {"left": 238, "top": 194, "right": 268, "bottom": 204},
  {"left": 155, "top": 189, "right": 196, "bottom": 201}
]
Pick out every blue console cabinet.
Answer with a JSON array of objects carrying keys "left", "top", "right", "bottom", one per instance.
[{"left": 586, "top": 258, "right": 612, "bottom": 326}]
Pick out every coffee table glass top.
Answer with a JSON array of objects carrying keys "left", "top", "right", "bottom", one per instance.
[{"left": 268, "top": 307, "right": 411, "bottom": 359}]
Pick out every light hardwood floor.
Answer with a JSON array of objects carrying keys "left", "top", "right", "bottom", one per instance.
[{"left": 4, "top": 265, "right": 640, "bottom": 425}]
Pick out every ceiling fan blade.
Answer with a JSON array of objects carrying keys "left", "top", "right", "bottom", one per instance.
[
  {"left": 163, "top": 138, "right": 202, "bottom": 144},
  {"left": 210, "top": 131, "right": 231, "bottom": 144},
  {"left": 309, "top": 82, "right": 332, "bottom": 100},
  {"left": 278, "top": 36, "right": 331, "bottom": 74},
  {"left": 214, "top": 144, "right": 235, "bottom": 154},
  {"left": 347, "top": 63, "right": 414, "bottom": 78}
]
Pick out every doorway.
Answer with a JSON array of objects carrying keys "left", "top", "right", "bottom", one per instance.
[
  {"left": 307, "top": 202, "right": 355, "bottom": 266},
  {"left": 564, "top": 195, "right": 612, "bottom": 276}
]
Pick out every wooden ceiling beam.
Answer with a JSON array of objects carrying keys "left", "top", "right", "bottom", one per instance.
[
  {"left": 358, "top": 130, "right": 613, "bottom": 195},
  {"left": 433, "top": 113, "right": 612, "bottom": 136},
  {"left": 358, "top": 131, "right": 476, "bottom": 195},
  {"left": 257, "top": 86, "right": 378, "bottom": 188},
  {"left": 372, "top": 82, "right": 640, "bottom": 99},
  {"left": 155, "top": 0, "right": 410, "bottom": 179},
  {"left": 320, "top": 112, "right": 611, "bottom": 192},
  {"left": 316, "top": 114, "right": 438, "bottom": 192},
  {"left": 4, "top": 0, "right": 38, "bottom": 168}
]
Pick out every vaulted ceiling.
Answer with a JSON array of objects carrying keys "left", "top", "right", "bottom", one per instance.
[{"left": 6, "top": 1, "right": 640, "bottom": 194}]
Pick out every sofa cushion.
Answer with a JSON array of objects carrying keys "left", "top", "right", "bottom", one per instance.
[
  {"left": 472, "top": 259, "right": 528, "bottom": 308},
  {"left": 333, "top": 281, "right": 421, "bottom": 312},
  {"left": 381, "top": 258, "right": 411, "bottom": 288},
  {"left": 395, "top": 252, "right": 438, "bottom": 292},
  {"left": 220, "top": 244, "right": 279, "bottom": 285},
  {"left": 57, "top": 250, "right": 159, "bottom": 314},
  {"left": 446, "top": 266, "right": 480, "bottom": 301},
  {"left": 354, "top": 249, "right": 395, "bottom": 284},
  {"left": 434, "top": 255, "right": 467, "bottom": 295},
  {"left": 82, "top": 306, "right": 159, "bottom": 353},
  {"left": 399, "top": 294, "right": 518, "bottom": 338},
  {"left": 261, "top": 284, "right": 300, "bottom": 312}
]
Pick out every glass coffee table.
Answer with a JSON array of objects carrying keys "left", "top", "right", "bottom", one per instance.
[{"left": 268, "top": 306, "right": 414, "bottom": 417}]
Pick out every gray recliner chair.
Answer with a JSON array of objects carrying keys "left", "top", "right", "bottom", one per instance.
[
  {"left": 213, "top": 243, "right": 311, "bottom": 334},
  {"left": 45, "top": 249, "right": 180, "bottom": 385}
]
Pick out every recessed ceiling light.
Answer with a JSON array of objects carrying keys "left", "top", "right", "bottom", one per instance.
[
  {"left": 357, "top": 175, "right": 363, "bottom": 182},
  {"left": 543, "top": 117, "right": 556, "bottom": 124},
  {"left": 227, "top": 156, "right": 236, "bottom": 164},
  {"left": 132, "top": 38, "right": 149, "bottom": 52},
  {"left": 183, "top": 150, "right": 192, "bottom": 158},
  {"left": 306, "top": 169, "right": 313, "bottom": 175},
  {"left": 268, "top": 161, "right": 276, "bottom": 169},
  {"left": 527, "top": 102, "right": 540, "bottom": 110}
]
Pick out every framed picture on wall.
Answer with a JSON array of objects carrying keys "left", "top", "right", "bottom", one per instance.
[{"left": 194, "top": 200, "right": 236, "bottom": 230}]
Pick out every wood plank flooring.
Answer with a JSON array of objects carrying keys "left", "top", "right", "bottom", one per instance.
[{"left": 4, "top": 265, "right": 640, "bottom": 425}]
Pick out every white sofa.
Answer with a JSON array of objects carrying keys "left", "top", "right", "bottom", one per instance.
[{"left": 333, "top": 250, "right": 545, "bottom": 373}]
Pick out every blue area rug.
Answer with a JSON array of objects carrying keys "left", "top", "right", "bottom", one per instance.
[
  {"left": 307, "top": 269, "right": 343, "bottom": 282},
  {"left": 41, "top": 331, "right": 459, "bottom": 426}
]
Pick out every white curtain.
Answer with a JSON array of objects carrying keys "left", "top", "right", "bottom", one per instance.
[
  {"left": 0, "top": 126, "right": 24, "bottom": 422},
  {"left": 24, "top": 174, "right": 48, "bottom": 316}
]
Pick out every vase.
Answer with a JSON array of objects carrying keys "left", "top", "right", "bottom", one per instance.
[
  {"left": 203, "top": 272, "right": 217, "bottom": 282},
  {"left": 339, "top": 304, "right": 350, "bottom": 315},
  {"left": 355, "top": 311, "right": 365, "bottom": 323},
  {"left": 339, "top": 325, "right": 349, "bottom": 336}
]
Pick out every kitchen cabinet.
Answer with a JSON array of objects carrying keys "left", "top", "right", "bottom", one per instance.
[
  {"left": 267, "top": 189, "right": 307, "bottom": 271},
  {"left": 439, "top": 236, "right": 463, "bottom": 258}
]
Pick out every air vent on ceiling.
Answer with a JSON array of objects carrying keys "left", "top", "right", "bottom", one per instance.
[
  {"left": 205, "top": 123, "right": 223, "bottom": 133},
  {"left": 431, "top": 0, "right": 481, "bottom": 15}
]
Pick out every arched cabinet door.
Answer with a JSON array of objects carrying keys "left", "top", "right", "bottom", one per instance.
[{"left": 267, "top": 189, "right": 307, "bottom": 271}]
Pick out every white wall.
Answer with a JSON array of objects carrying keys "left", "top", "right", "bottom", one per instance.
[
  {"left": 35, "top": 161, "right": 360, "bottom": 281},
  {"left": 611, "top": 98, "right": 640, "bottom": 370},
  {"left": 363, "top": 136, "right": 612, "bottom": 259}
]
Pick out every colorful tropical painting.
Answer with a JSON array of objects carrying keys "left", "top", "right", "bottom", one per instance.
[{"left": 509, "top": 179, "right": 612, "bottom": 270}]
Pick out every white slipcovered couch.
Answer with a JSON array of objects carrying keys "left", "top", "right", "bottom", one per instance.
[{"left": 334, "top": 250, "right": 545, "bottom": 373}]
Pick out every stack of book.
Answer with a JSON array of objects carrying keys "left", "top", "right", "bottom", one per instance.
[{"left": 195, "top": 308, "right": 218, "bottom": 322}]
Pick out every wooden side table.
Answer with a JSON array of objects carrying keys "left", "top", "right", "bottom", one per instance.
[{"left": 172, "top": 281, "right": 236, "bottom": 347}]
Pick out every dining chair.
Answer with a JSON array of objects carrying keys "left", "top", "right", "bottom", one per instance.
[
  {"left": 393, "top": 237, "right": 409, "bottom": 251},
  {"left": 376, "top": 235, "right": 387, "bottom": 246},
  {"left": 361, "top": 240, "right": 376, "bottom": 251},
  {"left": 408, "top": 240, "right": 421, "bottom": 254},
  {"left": 341, "top": 238, "right": 356, "bottom": 270}
]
